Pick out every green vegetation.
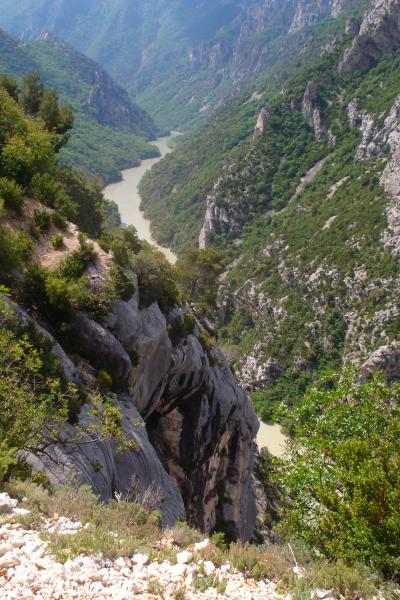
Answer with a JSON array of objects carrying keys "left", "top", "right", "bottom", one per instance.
[
  {"left": 0, "top": 28, "right": 159, "bottom": 184},
  {"left": 50, "top": 234, "right": 63, "bottom": 250},
  {"left": 0, "top": 177, "right": 24, "bottom": 210},
  {"left": 131, "top": 244, "right": 179, "bottom": 312},
  {"left": 0, "top": 290, "right": 132, "bottom": 483},
  {"left": 278, "top": 368, "right": 400, "bottom": 580},
  {"left": 176, "top": 248, "right": 225, "bottom": 311},
  {"left": 33, "top": 209, "right": 52, "bottom": 232}
]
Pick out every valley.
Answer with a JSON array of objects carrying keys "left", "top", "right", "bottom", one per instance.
[{"left": 0, "top": 0, "right": 399, "bottom": 597}]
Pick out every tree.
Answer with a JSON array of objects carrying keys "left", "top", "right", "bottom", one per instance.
[
  {"left": 38, "top": 88, "right": 61, "bottom": 131},
  {"left": 122, "top": 225, "right": 141, "bottom": 254},
  {"left": 278, "top": 367, "right": 400, "bottom": 579},
  {"left": 0, "top": 290, "right": 133, "bottom": 484},
  {"left": 37, "top": 89, "right": 74, "bottom": 149},
  {"left": 20, "top": 72, "right": 44, "bottom": 115},
  {"left": 0, "top": 74, "right": 19, "bottom": 101},
  {"left": 176, "top": 248, "right": 225, "bottom": 309}
]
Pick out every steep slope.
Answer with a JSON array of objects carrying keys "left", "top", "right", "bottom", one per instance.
[
  {"left": 27, "top": 32, "right": 157, "bottom": 138},
  {"left": 0, "top": 85, "right": 258, "bottom": 541},
  {"left": 0, "top": 28, "right": 158, "bottom": 183},
  {"left": 0, "top": 0, "right": 363, "bottom": 129},
  {"left": 141, "top": 0, "right": 400, "bottom": 420}
]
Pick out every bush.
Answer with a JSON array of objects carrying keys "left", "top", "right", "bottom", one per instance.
[
  {"left": 7, "top": 482, "right": 162, "bottom": 561},
  {"left": 96, "top": 369, "right": 113, "bottom": 391},
  {"left": 167, "top": 313, "right": 196, "bottom": 346},
  {"left": 278, "top": 367, "right": 400, "bottom": 580},
  {"left": 52, "top": 211, "right": 67, "bottom": 230},
  {"left": 0, "top": 177, "right": 24, "bottom": 210},
  {"left": 33, "top": 210, "right": 51, "bottom": 233},
  {"left": 131, "top": 246, "right": 178, "bottom": 312},
  {"left": 110, "top": 238, "right": 129, "bottom": 267},
  {"left": 31, "top": 174, "right": 77, "bottom": 222},
  {"left": 57, "top": 236, "right": 96, "bottom": 279},
  {"left": 50, "top": 234, "right": 63, "bottom": 250},
  {"left": 109, "top": 266, "right": 135, "bottom": 301}
]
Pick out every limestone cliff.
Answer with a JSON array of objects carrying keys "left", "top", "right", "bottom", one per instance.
[
  {"left": 9, "top": 268, "right": 258, "bottom": 541},
  {"left": 339, "top": 0, "right": 400, "bottom": 75}
]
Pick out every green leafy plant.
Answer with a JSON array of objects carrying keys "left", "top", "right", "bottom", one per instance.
[
  {"left": 50, "top": 234, "right": 63, "bottom": 250},
  {"left": 278, "top": 367, "right": 400, "bottom": 580},
  {"left": 33, "top": 209, "right": 52, "bottom": 233},
  {"left": 0, "top": 177, "right": 24, "bottom": 210}
]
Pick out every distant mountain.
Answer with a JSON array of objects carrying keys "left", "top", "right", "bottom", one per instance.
[
  {"left": 28, "top": 32, "right": 158, "bottom": 138},
  {"left": 0, "top": 28, "right": 158, "bottom": 183},
  {"left": 0, "top": 0, "right": 365, "bottom": 129}
]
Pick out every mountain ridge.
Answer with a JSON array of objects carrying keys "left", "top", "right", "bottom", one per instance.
[
  {"left": 0, "top": 26, "right": 159, "bottom": 183},
  {"left": 0, "top": 0, "right": 366, "bottom": 129}
]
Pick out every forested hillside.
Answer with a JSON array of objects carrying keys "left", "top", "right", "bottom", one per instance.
[
  {"left": 140, "top": 0, "right": 400, "bottom": 424},
  {"left": 0, "top": 0, "right": 366, "bottom": 129},
  {"left": 0, "top": 28, "right": 158, "bottom": 183}
]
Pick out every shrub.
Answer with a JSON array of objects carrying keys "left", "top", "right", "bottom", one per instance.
[
  {"left": 210, "top": 531, "right": 228, "bottom": 552},
  {"left": 50, "top": 234, "right": 63, "bottom": 250},
  {"left": 57, "top": 237, "right": 96, "bottom": 279},
  {"left": 44, "top": 275, "right": 72, "bottom": 314},
  {"left": 51, "top": 211, "right": 67, "bottom": 230},
  {"left": 109, "top": 266, "right": 135, "bottom": 301},
  {"left": 8, "top": 482, "right": 162, "bottom": 561},
  {"left": 293, "top": 560, "right": 381, "bottom": 599},
  {"left": 122, "top": 225, "right": 141, "bottom": 254},
  {"left": 278, "top": 367, "right": 400, "bottom": 579},
  {"left": 11, "top": 231, "right": 34, "bottom": 262},
  {"left": 33, "top": 209, "right": 51, "bottom": 233},
  {"left": 96, "top": 369, "right": 113, "bottom": 391},
  {"left": 131, "top": 246, "right": 178, "bottom": 312},
  {"left": 110, "top": 238, "right": 130, "bottom": 267},
  {"left": 31, "top": 174, "right": 77, "bottom": 222},
  {"left": 0, "top": 177, "right": 24, "bottom": 210},
  {"left": 167, "top": 317, "right": 187, "bottom": 346},
  {"left": 0, "top": 75, "right": 19, "bottom": 101}
]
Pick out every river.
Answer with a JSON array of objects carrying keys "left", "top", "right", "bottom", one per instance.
[
  {"left": 103, "top": 134, "right": 178, "bottom": 264},
  {"left": 256, "top": 422, "right": 287, "bottom": 458},
  {"left": 104, "top": 135, "right": 287, "bottom": 459}
]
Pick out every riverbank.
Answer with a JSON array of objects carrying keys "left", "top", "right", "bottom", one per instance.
[{"left": 103, "top": 134, "right": 179, "bottom": 264}]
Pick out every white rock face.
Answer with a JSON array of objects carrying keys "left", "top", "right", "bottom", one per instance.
[
  {"left": 339, "top": 0, "right": 400, "bottom": 75},
  {"left": 349, "top": 94, "right": 400, "bottom": 258}
]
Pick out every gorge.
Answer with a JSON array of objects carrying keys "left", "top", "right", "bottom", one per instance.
[{"left": 0, "top": 0, "right": 399, "bottom": 595}]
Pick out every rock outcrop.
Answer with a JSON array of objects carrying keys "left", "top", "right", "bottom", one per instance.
[
  {"left": 36, "top": 32, "right": 158, "bottom": 138},
  {"left": 349, "top": 94, "right": 400, "bottom": 258},
  {"left": 199, "top": 194, "right": 233, "bottom": 249},
  {"left": 302, "top": 81, "right": 335, "bottom": 143},
  {"left": 254, "top": 107, "right": 270, "bottom": 134},
  {"left": 21, "top": 276, "right": 258, "bottom": 541},
  {"left": 359, "top": 341, "right": 400, "bottom": 382},
  {"left": 290, "top": 0, "right": 343, "bottom": 32},
  {"left": 339, "top": 0, "right": 400, "bottom": 75}
]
